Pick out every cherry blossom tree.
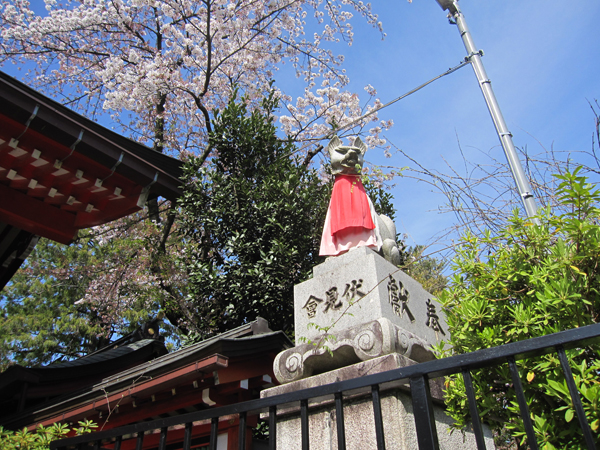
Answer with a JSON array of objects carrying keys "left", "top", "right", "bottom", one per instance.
[
  {"left": 0, "top": 0, "right": 392, "bottom": 158},
  {"left": 0, "top": 0, "right": 396, "bottom": 360}
]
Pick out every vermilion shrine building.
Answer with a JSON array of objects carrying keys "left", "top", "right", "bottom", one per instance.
[{"left": 0, "top": 72, "right": 290, "bottom": 449}]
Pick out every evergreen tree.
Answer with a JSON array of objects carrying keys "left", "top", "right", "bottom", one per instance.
[
  {"left": 0, "top": 88, "right": 402, "bottom": 364},
  {"left": 177, "top": 91, "right": 331, "bottom": 338},
  {"left": 403, "top": 245, "right": 447, "bottom": 296},
  {"left": 0, "top": 216, "right": 182, "bottom": 369}
]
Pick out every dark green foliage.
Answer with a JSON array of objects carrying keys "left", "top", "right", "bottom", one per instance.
[
  {"left": 0, "top": 236, "right": 106, "bottom": 369},
  {"left": 363, "top": 177, "right": 395, "bottom": 221},
  {"left": 437, "top": 168, "right": 600, "bottom": 449},
  {"left": 0, "top": 216, "right": 179, "bottom": 370},
  {"left": 1, "top": 86, "right": 405, "bottom": 365},
  {"left": 178, "top": 91, "right": 330, "bottom": 338}
]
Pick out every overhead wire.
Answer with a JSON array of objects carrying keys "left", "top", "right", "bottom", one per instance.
[{"left": 290, "top": 59, "right": 471, "bottom": 158}]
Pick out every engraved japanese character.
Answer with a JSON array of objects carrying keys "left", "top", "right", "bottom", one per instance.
[
  {"left": 425, "top": 299, "right": 445, "bottom": 335},
  {"left": 387, "top": 275, "right": 415, "bottom": 322},
  {"left": 303, "top": 295, "right": 323, "bottom": 318},
  {"left": 323, "top": 287, "right": 343, "bottom": 313},
  {"left": 342, "top": 279, "right": 366, "bottom": 303}
]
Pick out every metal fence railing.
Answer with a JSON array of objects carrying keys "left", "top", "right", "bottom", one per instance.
[{"left": 51, "top": 323, "right": 600, "bottom": 450}]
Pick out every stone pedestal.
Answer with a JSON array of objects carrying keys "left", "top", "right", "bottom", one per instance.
[
  {"left": 264, "top": 246, "right": 494, "bottom": 448},
  {"left": 295, "top": 247, "right": 446, "bottom": 344},
  {"left": 274, "top": 317, "right": 434, "bottom": 383},
  {"left": 262, "top": 355, "right": 495, "bottom": 450},
  {"left": 276, "top": 247, "right": 447, "bottom": 383}
]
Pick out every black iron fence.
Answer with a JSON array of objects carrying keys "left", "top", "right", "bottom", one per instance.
[{"left": 51, "top": 323, "right": 600, "bottom": 450}]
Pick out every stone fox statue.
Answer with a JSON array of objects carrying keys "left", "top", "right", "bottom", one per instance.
[{"left": 320, "top": 136, "right": 401, "bottom": 265}]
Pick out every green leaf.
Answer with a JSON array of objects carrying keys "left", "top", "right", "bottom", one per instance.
[{"left": 564, "top": 409, "right": 574, "bottom": 423}]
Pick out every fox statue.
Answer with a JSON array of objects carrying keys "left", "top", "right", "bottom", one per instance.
[{"left": 320, "top": 136, "right": 401, "bottom": 266}]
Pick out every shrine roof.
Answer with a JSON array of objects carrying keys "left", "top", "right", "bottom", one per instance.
[
  {"left": 0, "top": 70, "right": 183, "bottom": 246},
  {"left": 0, "top": 318, "right": 293, "bottom": 429}
]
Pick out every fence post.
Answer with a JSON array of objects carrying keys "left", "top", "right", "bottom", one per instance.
[{"left": 410, "top": 375, "right": 439, "bottom": 450}]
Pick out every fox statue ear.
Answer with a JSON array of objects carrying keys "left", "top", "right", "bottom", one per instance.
[
  {"left": 353, "top": 137, "right": 367, "bottom": 156},
  {"left": 327, "top": 136, "right": 342, "bottom": 157}
]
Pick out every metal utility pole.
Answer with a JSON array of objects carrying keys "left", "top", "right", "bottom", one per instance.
[{"left": 435, "top": 0, "right": 539, "bottom": 221}]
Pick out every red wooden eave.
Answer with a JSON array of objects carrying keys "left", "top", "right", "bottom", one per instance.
[
  {"left": 36, "top": 354, "right": 230, "bottom": 428},
  {"left": 0, "top": 114, "right": 144, "bottom": 244},
  {"left": 0, "top": 71, "right": 183, "bottom": 246}
]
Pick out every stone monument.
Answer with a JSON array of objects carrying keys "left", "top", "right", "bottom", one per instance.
[
  {"left": 260, "top": 137, "right": 494, "bottom": 449},
  {"left": 274, "top": 246, "right": 445, "bottom": 383}
]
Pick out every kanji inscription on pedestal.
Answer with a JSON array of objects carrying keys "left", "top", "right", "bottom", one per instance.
[{"left": 294, "top": 247, "right": 448, "bottom": 346}]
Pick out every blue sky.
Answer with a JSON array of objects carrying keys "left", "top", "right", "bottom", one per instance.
[
  {"left": 314, "top": 0, "right": 600, "bottom": 252},
  {"left": 3, "top": 0, "right": 599, "bottom": 257}
]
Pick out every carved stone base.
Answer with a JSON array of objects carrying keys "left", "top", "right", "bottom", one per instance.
[
  {"left": 274, "top": 318, "right": 434, "bottom": 383},
  {"left": 294, "top": 248, "right": 447, "bottom": 350},
  {"left": 262, "top": 354, "right": 495, "bottom": 450}
]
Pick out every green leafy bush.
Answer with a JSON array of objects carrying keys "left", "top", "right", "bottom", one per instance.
[
  {"left": 0, "top": 420, "right": 97, "bottom": 450},
  {"left": 437, "top": 168, "right": 600, "bottom": 449}
]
